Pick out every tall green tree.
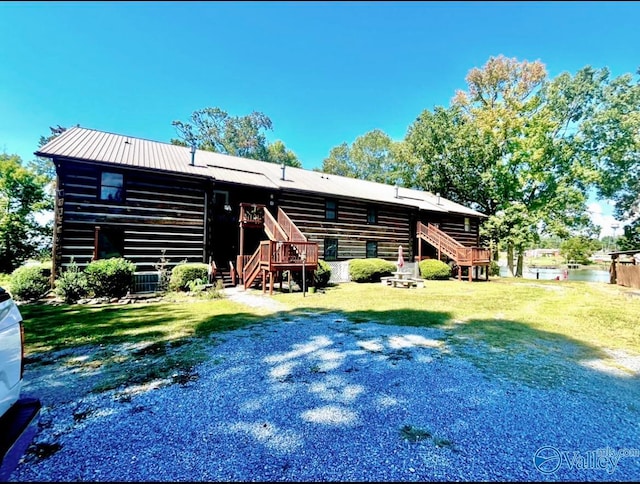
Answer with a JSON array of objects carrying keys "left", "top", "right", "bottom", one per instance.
[
  {"left": 405, "top": 56, "right": 604, "bottom": 276},
  {"left": 266, "top": 140, "right": 302, "bottom": 168},
  {"left": 585, "top": 68, "right": 640, "bottom": 235},
  {"left": 0, "top": 154, "right": 53, "bottom": 273},
  {"left": 320, "top": 129, "right": 404, "bottom": 185},
  {"left": 171, "top": 107, "right": 301, "bottom": 166}
]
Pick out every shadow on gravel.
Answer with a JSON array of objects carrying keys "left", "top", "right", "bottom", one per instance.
[{"left": 277, "top": 307, "right": 639, "bottom": 392}]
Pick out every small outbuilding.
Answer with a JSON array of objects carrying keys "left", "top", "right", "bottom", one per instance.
[{"left": 608, "top": 249, "right": 640, "bottom": 288}]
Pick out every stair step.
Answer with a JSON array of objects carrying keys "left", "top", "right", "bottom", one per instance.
[{"left": 214, "top": 270, "right": 236, "bottom": 289}]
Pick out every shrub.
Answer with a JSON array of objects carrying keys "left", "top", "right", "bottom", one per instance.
[
  {"left": 85, "top": 258, "right": 136, "bottom": 299},
  {"left": 314, "top": 259, "right": 332, "bottom": 288},
  {"left": 169, "top": 263, "right": 209, "bottom": 292},
  {"left": 55, "top": 259, "right": 88, "bottom": 303},
  {"left": 10, "top": 263, "right": 51, "bottom": 301},
  {"left": 349, "top": 258, "right": 396, "bottom": 283},
  {"left": 489, "top": 260, "right": 501, "bottom": 277},
  {"left": 418, "top": 259, "right": 452, "bottom": 280}
]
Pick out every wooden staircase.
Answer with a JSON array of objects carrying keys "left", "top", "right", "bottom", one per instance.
[
  {"left": 213, "top": 268, "right": 235, "bottom": 289},
  {"left": 416, "top": 222, "right": 491, "bottom": 281},
  {"left": 240, "top": 205, "right": 318, "bottom": 294}
]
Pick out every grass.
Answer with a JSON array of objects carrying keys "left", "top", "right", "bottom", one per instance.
[
  {"left": 273, "top": 279, "right": 640, "bottom": 387},
  {"left": 20, "top": 296, "right": 275, "bottom": 392},
  {"left": 273, "top": 280, "right": 640, "bottom": 354},
  {"left": 18, "top": 278, "right": 640, "bottom": 393}
]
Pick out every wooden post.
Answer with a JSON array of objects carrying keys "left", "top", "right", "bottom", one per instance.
[
  {"left": 610, "top": 255, "right": 618, "bottom": 285},
  {"left": 302, "top": 252, "right": 307, "bottom": 297}
]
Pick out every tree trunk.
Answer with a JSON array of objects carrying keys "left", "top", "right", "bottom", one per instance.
[
  {"left": 515, "top": 246, "right": 524, "bottom": 277},
  {"left": 507, "top": 243, "right": 515, "bottom": 276}
]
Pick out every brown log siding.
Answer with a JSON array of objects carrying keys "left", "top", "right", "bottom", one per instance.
[
  {"left": 55, "top": 161, "right": 207, "bottom": 272},
  {"left": 277, "top": 192, "right": 414, "bottom": 261}
]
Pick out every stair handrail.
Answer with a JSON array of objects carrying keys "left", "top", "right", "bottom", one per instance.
[
  {"left": 242, "top": 245, "right": 263, "bottom": 288},
  {"left": 277, "top": 207, "right": 307, "bottom": 242},
  {"left": 263, "top": 208, "right": 289, "bottom": 241},
  {"left": 419, "top": 222, "right": 463, "bottom": 260},
  {"left": 417, "top": 222, "right": 492, "bottom": 265}
]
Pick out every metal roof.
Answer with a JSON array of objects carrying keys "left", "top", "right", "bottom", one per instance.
[{"left": 36, "top": 126, "right": 487, "bottom": 218}]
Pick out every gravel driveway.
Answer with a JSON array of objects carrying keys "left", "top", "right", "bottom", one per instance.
[{"left": 7, "top": 292, "right": 640, "bottom": 482}]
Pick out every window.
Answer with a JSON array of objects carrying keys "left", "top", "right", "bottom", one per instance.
[
  {"left": 324, "top": 238, "right": 338, "bottom": 261},
  {"left": 94, "top": 226, "right": 124, "bottom": 259},
  {"left": 213, "top": 190, "right": 230, "bottom": 212},
  {"left": 100, "top": 172, "right": 124, "bottom": 202},
  {"left": 366, "top": 241, "right": 378, "bottom": 258},
  {"left": 325, "top": 199, "right": 337, "bottom": 220},
  {"left": 464, "top": 217, "right": 471, "bottom": 232},
  {"left": 367, "top": 206, "right": 377, "bottom": 224}
]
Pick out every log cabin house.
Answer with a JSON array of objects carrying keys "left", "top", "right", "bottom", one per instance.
[{"left": 35, "top": 127, "right": 491, "bottom": 292}]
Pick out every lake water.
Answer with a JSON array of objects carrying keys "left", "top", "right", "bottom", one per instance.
[{"left": 499, "top": 266, "right": 610, "bottom": 283}]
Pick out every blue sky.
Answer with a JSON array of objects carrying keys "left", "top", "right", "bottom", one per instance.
[{"left": 1, "top": 1, "right": 638, "bottom": 237}]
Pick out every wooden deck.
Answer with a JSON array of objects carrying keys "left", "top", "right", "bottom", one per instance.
[{"left": 239, "top": 204, "right": 319, "bottom": 294}]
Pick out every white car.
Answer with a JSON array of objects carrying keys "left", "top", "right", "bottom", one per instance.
[{"left": 0, "top": 285, "right": 40, "bottom": 480}]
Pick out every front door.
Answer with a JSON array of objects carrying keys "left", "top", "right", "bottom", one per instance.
[{"left": 211, "top": 190, "right": 237, "bottom": 269}]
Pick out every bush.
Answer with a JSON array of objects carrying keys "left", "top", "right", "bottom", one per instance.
[
  {"left": 169, "top": 263, "right": 209, "bottom": 292},
  {"left": 489, "top": 260, "right": 501, "bottom": 277},
  {"left": 55, "top": 259, "right": 88, "bottom": 303},
  {"left": 314, "top": 259, "right": 332, "bottom": 288},
  {"left": 10, "top": 263, "right": 51, "bottom": 301},
  {"left": 349, "top": 258, "right": 396, "bottom": 283},
  {"left": 419, "top": 259, "right": 452, "bottom": 280},
  {"left": 85, "top": 258, "right": 136, "bottom": 299}
]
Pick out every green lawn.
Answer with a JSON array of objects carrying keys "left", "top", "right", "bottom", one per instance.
[
  {"left": 274, "top": 279, "right": 640, "bottom": 355},
  {"left": 18, "top": 278, "right": 640, "bottom": 392}
]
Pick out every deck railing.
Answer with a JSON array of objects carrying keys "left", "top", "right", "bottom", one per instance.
[
  {"left": 243, "top": 240, "right": 319, "bottom": 289},
  {"left": 239, "top": 203, "right": 265, "bottom": 226}
]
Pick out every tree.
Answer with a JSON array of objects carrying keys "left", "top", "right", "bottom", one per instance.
[
  {"left": 618, "top": 220, "right": 640, "bottom": 251},
  {"left": 320, "top": 129, "right": 404, "bottom": 185},
  {"left": 171, "top": 107, "right": 301, "bottom": 166},
  {"left": 266, "top": 140, "right": 302, "bottom": 168},
  {"left": 0, "top": 154, "right": 53, "bottom": 273},
  {"left": 560, "top": 236, "right": 600, "bottom": 264},
  {"left": 405, "top": 55, "right": 605, "bottom": 276},
  {"left": 585, "top": 68, "right": 640, "bottom": 231},
  {"left": 33, "top": 125, "right": 73, "bottom": 180}
]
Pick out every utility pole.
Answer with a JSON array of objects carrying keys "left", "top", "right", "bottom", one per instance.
[{"left": 611, "top": 222, "right": 620, "bottom": 252}]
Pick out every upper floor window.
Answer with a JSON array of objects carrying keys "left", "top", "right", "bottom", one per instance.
[
  {"left": 464, "top": 217, "right": 471, "bottom": 232},
  {"left": 100, "top": 172, "right": 124, "bottom": 202},
  {"left": 325, "top": 199, "right": 337, "bottom": 220},
  {"left": 367, "top": 206, "right": 377, "bottom": 224}
]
